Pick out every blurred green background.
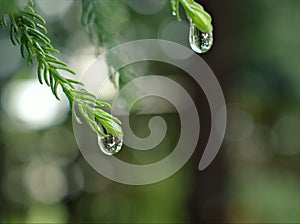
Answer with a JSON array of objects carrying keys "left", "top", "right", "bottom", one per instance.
[{"left": 1, "top": 0, "right": 300, "bottom": 223}]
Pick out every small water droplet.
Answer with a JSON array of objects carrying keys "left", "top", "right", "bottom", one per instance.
[
  {"left": 189, "top": 20, "right": 213, "bottom": 54},
  {"left": 98, "top": 133, "right": 123, "bottom": 156},
  {"left": 95, "top": 115, "right": 123, "bottom": 156},
  {"left": 172, "top": 11, "right": 176, "bottom": 16}
]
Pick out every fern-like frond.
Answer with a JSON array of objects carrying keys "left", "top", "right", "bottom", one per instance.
[{"left": 0, "top": 0, "right": 123, "bottom": 138}]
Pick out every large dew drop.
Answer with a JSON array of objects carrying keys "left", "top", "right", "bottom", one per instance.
[
  {"left": 98, "top": 133, "right": 123, "bottom": 156},
  {"left": 97, "top": 120, "right": 123, "bottom": 156},
  {"left": 189, "top": 21, "right": 213, "bottom": 54}
]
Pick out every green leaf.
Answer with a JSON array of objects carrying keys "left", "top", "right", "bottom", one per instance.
[
  {"left": 9, "top": 23, "right": 16, "bottom": 45},
  {"left": 51, "top": 80, "right": 60, "bottom": 100},
  {"left": 95, "top": 101, "right": 112, "bottom": 109},
  {"left": 171, "top": 0, "right": 213, "bottom": 33},
  {"left": 21, "top": 15, "right": 36, "bottom": 28},
  {"left": 24, "top": 10, "right": 46, "bottom": 24},
  {"left": 43, "top": 67, "right": 50, "bottom": 86},
  {"left": 36, "top": 23, "right": 47, "bottom": 33},
  {"left": 170, "top": 0, "right": 181, "bottom": 20},
  {"left": 9, "top": 14, "right": 18, "bottom": 32},
  {"left": 66, "top": 78, "right": 83, "bottom": 85},
  {"left": 20, "top": 43, "right": 25, "bottom": 58},
  {"left": 99, "top": 119, "right": 123, "bottom": 138},
  {"left": 71, "top": 103, "right": 83, "bottom": 124},
  {"left": 27, "top": 27, "right": 50, "bottom": 43},
  {"left": 55, "top": 66, "right": 76, "bottom": 75},
  {"left": 37, "top": 63, "right": 43, "bottom": 84},
  {"left": 45, "top": 54, "right": 67, "bottom": 66},
  {"left": 97, "top": 109, "right": 122, "bottom": 125},
  {"left": 43, "top": 47, "right": 59, "bottom": 54},
  {"left": 33, "top": 42, "right": 45, "bottom": 54}
]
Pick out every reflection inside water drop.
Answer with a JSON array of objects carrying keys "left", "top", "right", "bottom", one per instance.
[
  {"left": 95, "top": 113, "right": 123, "bottom": 156},
  {"left": 98, "top": 133, "right": 123, "bottom": 156},
  {"left": 189, "top": 20, "right": 213, "bottom": 54},
  {"left": 97, "top": 123, "right": 123, "bottom": 156}
]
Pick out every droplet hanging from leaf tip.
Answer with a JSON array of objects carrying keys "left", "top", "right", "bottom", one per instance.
[
  {"left": 97, "top": 122, "right": 123, "bottom": 156},
  {"left": 98, "top": 133, "right": 123, "bottom": 156},
  {"left": 94, "top": 111, "right": 123, "bottom": 155},
  {"left": 189, "top": 20, "right": 213, "bottom": 54}
]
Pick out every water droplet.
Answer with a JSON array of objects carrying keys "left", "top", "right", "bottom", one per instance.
[
  {"left": 95, "top": 114, "right": 123, "bottom": 156},
  {"left": 189, "top": 21, "right": 213, "bottom": 54},
  {"left": 98, "top": 133, "right": 123, "bottom": 156},
  {"left": 172, "top": 11, "right": 176, "bottom": 16}
]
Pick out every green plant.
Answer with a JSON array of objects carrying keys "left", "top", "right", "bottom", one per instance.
[
  {"left": 169, "top": 0, "right": 213, "bottom": 33},
  {"left": 0, "top": 0, "right": 122, "bottom": 138},
  {"left": 0, "top": 0, "right": 212, "bottom": 148},
  {"left": 81, "top": 0, "right": 213, "bottom": 86}
]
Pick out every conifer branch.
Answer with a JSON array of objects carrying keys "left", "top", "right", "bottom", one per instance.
[{"left": 0, "top": 0, "right": 123, "bottom": 138}]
